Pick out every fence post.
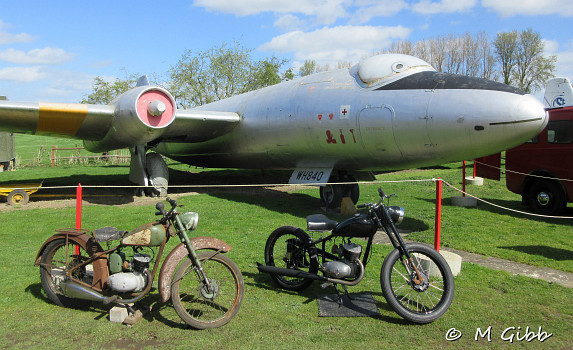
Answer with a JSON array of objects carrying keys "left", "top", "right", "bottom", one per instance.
[
  {"left": 434, "top": 178, "right": 442, "bottom": 252},
  {"left": 462, "top": 160, "right": 466, "bottom": 197},
  {"left": 75, "top": 184, "right": 82, "bottom": 254},
  {"left": 51, "top": 146, "right": 55, "bottom": 167},
  {"left": 76, "top": 183, "right": 82, "bottom": 230}
]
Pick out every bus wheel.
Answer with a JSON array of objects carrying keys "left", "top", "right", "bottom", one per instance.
[{"left": 526, "top": 180, "right": 566, "bottom": 216}]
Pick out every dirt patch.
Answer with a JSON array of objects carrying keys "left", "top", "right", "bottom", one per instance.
[{"left": 0, "top": 191, "right": 201, "bottom": 212}]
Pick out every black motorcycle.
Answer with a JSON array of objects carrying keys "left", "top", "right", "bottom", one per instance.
[{"left": 257, "top": 188, "right": 454, "bottom": 324}]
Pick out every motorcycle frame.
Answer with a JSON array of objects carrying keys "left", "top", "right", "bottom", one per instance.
[
  {"left": 34, "top": 203, "right": 232, "bottom": 304},
  {"left": 294, "top": 200, "right": 413, "bottom": 272}
]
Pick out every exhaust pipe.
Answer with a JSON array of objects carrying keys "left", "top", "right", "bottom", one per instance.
[
  {"left": 256, "top": 262, "right": 327, "bottom": 281},
  {"left": 257, "top": 261, "right": 365, "bottom": 286},
  {"left": 60, "top": 281, "right": 117, "bottom": 304}
]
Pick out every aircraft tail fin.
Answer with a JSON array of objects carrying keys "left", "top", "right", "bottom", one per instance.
[{"left": 544, "top": 77, "right": 573, "bottom": 108}]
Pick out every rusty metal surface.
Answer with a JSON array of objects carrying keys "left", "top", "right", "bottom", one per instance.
[
  {"left": 158, "top": 236, "right": 232, "bottom": 303},
  {"left": 35, "top": 229, "right": 109, "bottom": 291}
]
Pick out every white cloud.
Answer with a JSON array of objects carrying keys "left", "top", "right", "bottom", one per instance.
[
  {"left": 0, "top": 47, "right": 75, "bottom": 65},
  {"left": 0, "top": 66, "right": 48, "bottom": 82},
  {"left": 273, "top": 14, "right": 308, "bottom": 32},
  {"left": 412, "top": 0, "right": 478, "bottom": 15},
  {"left": 193, "top": 0, "right": 350, "bottom": 25},
  {"left": 482, "top": 0, "right": 573, "bottom": 17},
  {"left": 259, "top": 25, "right": 412, "bottom": 64},
  {"left": 350, "top": 0, "right": 409, "bottom": 23},
  {"left": 0, "top": 20, "right": 35, "bottom": 45}
]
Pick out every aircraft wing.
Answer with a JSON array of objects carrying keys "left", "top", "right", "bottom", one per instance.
[
  {"left": 0, "top": 85, "right": 240, "bottom": 153},
  {"left": 160, "top": 109, "right": 240, "bottom": 143}
]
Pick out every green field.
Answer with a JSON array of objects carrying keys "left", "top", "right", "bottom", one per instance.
[{"left": 0, "top": 135, "right": 571, "bottom": 349}]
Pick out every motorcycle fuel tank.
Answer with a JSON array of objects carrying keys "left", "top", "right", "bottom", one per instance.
[
  {"left": 121, "top": 222, "right": 166, "bottom": 246},
  {"left": 332, "top": 214, "right": 377, "bottom": 238}
]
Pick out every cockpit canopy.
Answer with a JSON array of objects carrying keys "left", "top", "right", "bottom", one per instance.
[{"left": 354, "top": 54, "right": 436, "bottom": 88}]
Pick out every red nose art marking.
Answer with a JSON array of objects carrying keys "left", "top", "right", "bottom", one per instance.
[{"left": 136, "top": 90, "right": 175, "bottom": 127}]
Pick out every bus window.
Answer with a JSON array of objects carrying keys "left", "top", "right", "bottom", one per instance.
[{"left": 547, "top": 120, "right": 573, "bottom": 144}]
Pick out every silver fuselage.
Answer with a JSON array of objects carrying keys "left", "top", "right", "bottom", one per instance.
[{"left": 156, "top": 68, "right": 547, "bottom": 172}]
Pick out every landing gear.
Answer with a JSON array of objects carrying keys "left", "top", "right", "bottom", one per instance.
[
  {"left": 129, "top": 146, "right": 169, "bottom": 197},
  {"left": 319, "top": 175, "right": 359, "bottom": 209}
]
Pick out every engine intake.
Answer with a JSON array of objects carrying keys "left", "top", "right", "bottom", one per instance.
[{"left": 84, "top": 86, "right": 176, "bottom": 152}]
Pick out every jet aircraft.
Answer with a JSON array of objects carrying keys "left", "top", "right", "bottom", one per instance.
[{"left": 0, "top": 54, "right": 547, "bottom": 207}]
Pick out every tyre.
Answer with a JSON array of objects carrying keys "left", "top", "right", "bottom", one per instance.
[
  {"left": 526, "top": 179, "right": 566, "bottom": 215},
  {"left": 171, "top": 251, "right": 244, "bottom": 329},
  {"left": 7, "top": 189, "right": 29, "bottom": 205},
  {"left": 319, "top": 182, "right": 359, "bottom": 209},
  {"left": 264, "top": 226, "right": 318, "bottom": 291},
  {"left": 39, "top": 238, "right": 91, "bottom": 308},
  {"left": 380, "top": 243, "right": 454, "bottom": 324}
]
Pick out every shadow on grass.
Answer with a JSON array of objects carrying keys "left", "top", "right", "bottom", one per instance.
[
  {"left": 2, "top": 168, "right": 325, "bottom": 215},
  {"left": 498, "top": 245, "right": 573, "bottom": 261},
  {"left": 242, "top": 270, "right": 411, "bottom": 325}
]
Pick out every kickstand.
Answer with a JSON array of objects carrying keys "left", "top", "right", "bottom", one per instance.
[{"left": 333, "top": 284, "right": 353, "bottom": 306}]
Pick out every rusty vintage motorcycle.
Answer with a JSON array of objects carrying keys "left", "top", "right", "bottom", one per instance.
[{"left": 34, "top": 198, "right": 244, "bottom": 329}]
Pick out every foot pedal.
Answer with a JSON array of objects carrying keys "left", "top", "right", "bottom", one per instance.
[{"left": 320, "top": 282, "right": 331, "bottom": 289}]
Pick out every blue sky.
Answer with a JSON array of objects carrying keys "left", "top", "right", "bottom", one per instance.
[{"left": 0, "top": 0, "right": 572, "bottom": 103}]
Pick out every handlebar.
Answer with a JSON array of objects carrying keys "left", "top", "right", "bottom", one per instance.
[
  {"left": 356, "top": 203, "right": 372, "bottom": 209},
  {"left": 155, "top": 197, "right": 179, "bottom": 218},
  {"left": 356, "top": 188, "right": 397, "bottom": 210}
]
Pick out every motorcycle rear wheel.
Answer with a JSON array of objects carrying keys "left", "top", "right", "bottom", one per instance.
[
  {"left": 39, "top": 238, "right": 90, "bottom": 308},
  {"left": 171, "top": 251, "right": 244, "bottom": 329},
  {"left": 380, "top": 243, "right": 454, "bottom": 324},
  {"left": 264, "top": 226, "right": 318, "bottom": 291}
]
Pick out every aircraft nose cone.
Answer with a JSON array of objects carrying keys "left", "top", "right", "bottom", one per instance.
[
  {"left": 512, "top": 94, "right": 548, "bottom": 135},
  {"left": 513, "top": 95, "right": 548, "bottom": 129}
]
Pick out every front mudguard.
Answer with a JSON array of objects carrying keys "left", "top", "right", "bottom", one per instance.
[
  {"left": 34, "top": 230, "right": 109, "bottom": 291},
  {"left": 158, "top": 236, "right": 232, "bottom": 303}
]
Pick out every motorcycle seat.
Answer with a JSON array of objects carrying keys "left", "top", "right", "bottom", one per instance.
[
  {"left": 306, "top": 214, "right": 338, "bottom": 231},
  {"left": 93, "top": 226, "right": 128, "bottom": 242}
]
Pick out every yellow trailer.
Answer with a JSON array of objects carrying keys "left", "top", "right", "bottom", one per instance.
[{"left": 0, "top": 182, "right": 43, "bottom": 205}]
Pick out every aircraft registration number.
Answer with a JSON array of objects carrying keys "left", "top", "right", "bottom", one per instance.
[{"left": 288, "top": 167, "right": 332, "bottom": 185}]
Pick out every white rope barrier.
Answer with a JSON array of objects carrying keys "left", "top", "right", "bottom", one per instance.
[{"left": 442, "top": 179, "right": 573, "bottom": 219}]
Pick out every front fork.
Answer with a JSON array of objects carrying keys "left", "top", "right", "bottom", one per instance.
[
  {"left": 174, "top": 215, "right": 212, "bottom": 289},
  {"left": 378, "top": 205, "right": 426, "bottom": 285}
]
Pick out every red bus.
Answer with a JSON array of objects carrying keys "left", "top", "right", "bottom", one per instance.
[{"left": 477, "top": 77, "right": 573, "bottom": 215}]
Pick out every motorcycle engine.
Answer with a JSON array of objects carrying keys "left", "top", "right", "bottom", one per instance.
[
  {"left": 107, "top": 253, "right": 150, "bottom": 292},
  {"left": 322, "top": 243, "right": 362, "bottom": 279}
]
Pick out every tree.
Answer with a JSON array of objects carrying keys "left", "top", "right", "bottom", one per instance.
[
  {"left": 167, "top": 41, "right": 288, "bottom": 109},
  {"left": 494, "top": 28, "right": 556, "bottom": 93},
  {"left": 299, "top": 59, "right": 317, "bottom": 77},
  {"left": 493, "top": 31, "right": 519, "bottom": 86},
  {"left": 80, "top": 75, "right": 138, "bottom": 104}
]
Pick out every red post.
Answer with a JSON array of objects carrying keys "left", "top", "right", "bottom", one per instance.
[
  {"left": 473, "top": 160, "right": 477, "bottom": 178},
  {"left": 462, "top": 160, "right": 466, "bottom": 197},
  {"left": 76, "top": 183, "right": 82, "bottom": 229},
  {"left": 75, "top": 183, "right": 82, "bottom": 255},
  {"left": 434, "top": 178, "right": 442, "bottom": 252}
]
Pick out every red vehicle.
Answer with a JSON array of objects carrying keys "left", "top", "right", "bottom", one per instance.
[{"left": 477, "top": 78, "right": 573, "bottom": 215}]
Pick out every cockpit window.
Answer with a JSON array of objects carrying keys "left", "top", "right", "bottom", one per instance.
[{"left": 375, "top": 71, "right": 526, "bottom": 95}]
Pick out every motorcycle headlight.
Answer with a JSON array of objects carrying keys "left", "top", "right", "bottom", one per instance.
[
  {"left": 179, "top": 212, "right": 199, "bottom": 231},
  {"left": 387, "top": 206, "right": 405, "bottom": 225}
]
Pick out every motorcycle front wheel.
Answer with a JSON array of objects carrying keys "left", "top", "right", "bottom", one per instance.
[
  {"left": 264, "top": 226, "right": 318, "bottom": 291},
  {"left": 39, "top": 238, "right": 90, "bottom": 308},
  {"left": 171, "top": 251, "right": 244, "bottom": 329},
  {"left": 380, "top": 243, "right": 454, "bottom": 324}
]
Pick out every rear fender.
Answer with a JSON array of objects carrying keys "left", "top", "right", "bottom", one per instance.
[
  {"left": 34, "top": 230, "right": 109, "bottom": 291},
  {"left": 158, "top": 236, "right": 232, "bottom": 303}
]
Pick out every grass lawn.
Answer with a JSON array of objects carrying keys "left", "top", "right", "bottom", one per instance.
[{"left": 0, "top": 137, "right": 571, "bottom": 349}]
